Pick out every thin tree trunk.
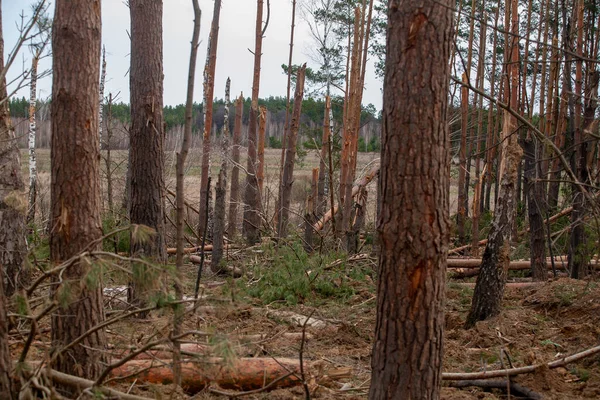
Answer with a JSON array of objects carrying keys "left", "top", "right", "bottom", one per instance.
[
  {"left": 212, "top": 78, "right": 231, "bottom": 271},
  {"left": 243, "top": 0, "right": 267, "bottom": 245},
  {"left": 50, "top": 0, "right": 107, "bottom": 383},
  {"left": 304, "top": 167, "right": 318, "bottom": 252},
  {"left": 569, "top": 0, "right": 586, "bottom": 279},
  {"left": 257, "top": 105, "right": 266, "bottom": 199},
  {"left": 317, "top": 95, "right": 331, "bottom": 218},
  {"left": 174, "top": 1, "right": 201, "bottom": 386},
  {"left": 27, "top": 52, "right": 39, "bottom": 226},
  {"left": 99, "top": 45, "right": 106, "bottom": 149},
  {"left": 276, "top": 0, "right": 296, "bottom": 227},
  {"left": 277, "top": 64, "right": 306, "bottom": 238},
  {"left": 458, "top": 73, "right": 469, "bottom": 242},
  {"left": 128, "top": 0, "right": 166, "bottom": 316},
  {"left": 369, "top": 0, "right": 452, "bottom": 397},
  {"left": 199, "top": 0, "right": 223, "bottom": 237},
  {"left": 228, "top": 93, "right": 243, "bottom": 237},
  {"left": 466, "top": 0, "right": 522, "bottom": 328}
]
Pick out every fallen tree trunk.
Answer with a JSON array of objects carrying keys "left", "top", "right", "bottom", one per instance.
[
  {"left": 167, "top": 244, "right": 236, "bottom": 255},
  {"left": 109, "top": 357, "right": 350, "bottom": 394},
  {"left": 313, "top": 164, "right": 380, "bottom": 232},
  {"left": 447, "top": 259, "right": 600, "bottom": 269}
]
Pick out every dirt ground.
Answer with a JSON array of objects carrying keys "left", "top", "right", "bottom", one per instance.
[{"left": 13, "top": 253, "right": 600, "bottom": 399}]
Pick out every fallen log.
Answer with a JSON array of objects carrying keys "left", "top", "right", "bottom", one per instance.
[
  {"left": 442, "top": 344, "right": 600, "bottom": 380},
  {"left": 449, "top": 282, "right": 542, "bottom": 289},
  {"left": 45, "top": 369, "right": 151, "bottom": 400},
  {"left": 109, "top": 357, "right": 350, "bottom": 394},
  {"left": 167, "top": 244, "right": 237, "bottom": 255},
  {"left": 447, "top": 380, "right": 543, "bottom": 399},
  {"left": 313, "top": 164, "right": 380, "bottom": 232},
  {"left": 266, "top": 310, "right": 329, "bottom": 329}
]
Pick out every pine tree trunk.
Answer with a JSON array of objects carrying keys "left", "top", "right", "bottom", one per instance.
[
  {"left": 243, "top": 0, "right": 265, "bottom": 245},
  {"left": 277, "top": 65, "right": 306, "bottom": 239},
  {"left": 368, "top": 0, "right": 452, "bottom": 398},
  {"left": 212, "top": 78, "right": 231, "bottom": 271},
  {"left": 457, "top": 73, "right": 469, "bottom": 243},
  {"left": 0, "top": 8, "right": 17, "bottom": 388},
  {"left": 50, "top": 0, "right": 107, "bottom": 383},
  {"left": 228, "top": 94, "right": 243, "bottom": 237},
  {"left": 257, "top": 105, "right": 266, "bottom": 198},
  {"left": 128, "top": 0, "right": 166, "bottom": 315},
  {"left": 0, "top": 4, "right": 27, "bottom": 299},
  {"left": 0, "top": 261, "right": 12, "bottom": 398},
  {"left": 523, "top": 137, "right": 547, "bottom": 281},
  {"left": 199, "top": 0, "right": 223, "bottom": 237},
  {"left": 466, "top": 0, "right": 522, "bottom": 328}
]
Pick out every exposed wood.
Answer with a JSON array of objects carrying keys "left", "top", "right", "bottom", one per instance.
[
  {"left": 199, "top": 0, "right": 223, "bottom": 237},
  {"left": 228, "top": 93, "right": 244, "bottom": 237},
  {"left": 313, "top": 164, "right": 379, "bottom": 232},
  {"left": 109, "top": 357, "right": 349, "bottom": 394},
  {"left": 277, "top": 64, "right": 306, "bottom": 238}
]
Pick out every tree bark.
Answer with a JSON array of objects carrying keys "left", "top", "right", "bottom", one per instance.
[
  {"left": 243, "top": 0, "right": 265, "bottom": 245},
  {"left": 128, "top": 0, "right": 166, "bottom": 315},
  {"left": 277, "top": 64, "right": 306, "bottom": 239},
  {"left": 0, "top": 5, "right": 27, "bottom": 299},
  {"left": 199, "top": 0, "right": 222, "bottom": 237},
  {"left": 466, "top": 0, "right": 522, "bottom": 328},
  {"left": 228, "top": 93, "right": 243, "bottom": 237},
  {"left": 27, "top": 53, "right": 40, "bottom": 226},
  {"left": 317, "top": 95, "right": 331, "bottom": 218},
  {"left": 50, "top": 0, "right": 107, "bottom": 383},
  {"left": 212, "top": 78, "right": 231, "bottom": 272},
  {"left": 368, "top": 1, "right": 452, "bottom": 398},
  {"left": 257, "top": 105, "right": 266, "bottom": 197},
  {"left": 0, "top": 265, "right": 12, "bottom": 398}
]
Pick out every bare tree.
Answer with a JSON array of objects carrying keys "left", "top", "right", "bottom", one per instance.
[
  {"left": 199, "top": 0, "right": 223, "bottom": 237},
  {"left": 243, "top": 0, "right": 269, "bottom": 245},
  {"left": 173, "top": 0, "right": 201, "bottom": 386},
  {"left": 369, "top": 0, "right": 452, "bottom": 397},
  {"left": 50, "top": 0, "right": 107, "bottom": 382},
  {"left": 228, "top": 93, "right": 243, "bottom": 237},
  {"left": 277, "top": 64, "right": 307, "bottom": 238},
  {"left": 212, "top": 78, "right": 231, "bottom": 271}
]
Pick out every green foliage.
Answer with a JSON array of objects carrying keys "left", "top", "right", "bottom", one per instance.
[
  {"left": 102, "top": 214, "right": 130, "bottom": 253},
  {"left": 268, "top": 135, "right": 282, "bottom": 149},
  {"left": 242, "top": 242, "right": 370, "bottom": 306}
]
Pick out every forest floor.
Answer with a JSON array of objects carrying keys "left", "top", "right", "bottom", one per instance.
[
  {"left": 13, "top": 244, "right": 600, "bottom": 399},
  {"left": 14, "top": 148, "right": 599, "bottom": 399}
]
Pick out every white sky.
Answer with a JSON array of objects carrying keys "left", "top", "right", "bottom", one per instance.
[{"left": 3, "top": 0, "right": 383, "bottom": 110}]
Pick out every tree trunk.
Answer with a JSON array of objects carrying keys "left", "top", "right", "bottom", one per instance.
[
  {"left": 0, "top": 4, "right": 27, "bottom": 298},
  {"left": 277, "top": 64, "right": 306, "bottom": 239},
  {"left": 27, "top": 53, "right": 39, "bottom": 226},
  {"left": 99, "top": 46, "right": 106, "bottom": 149},
  {"left": 173, "top": 1, "right": 201, "bottom": 385},
  {"left": 257, "top": 105, "right": 266, "bottom": 198},
  {"left": 523, "top": 136, "right": 547, "bottom": 281},
  {"left": 228, "top": 93, "right": 243, "bottom": 237},
  {"left": 128, "top": 0, "right": 166, "bottom": 315},
  {"left": 0, "top": 5, "right": 17, "bottom": 384},
  {"left": 466, "top": 0, "right": 522, "bottom": 328},
  {"left": 457, "top": 73, "right": 469, "bottom": 243},
  {"left": 0, "top": 266, "right": 11, "bottom": 398},
  {"left": 212, "top": 78, "right": 231, "bottom": 272},
  {"left": 304, "top": 167, "right": 318, "bottom": 252},
  {"left": 199, "top": 0, "right": 223, "bottom": 237},
  {"left": 243, "top": 0, "right": 266, "bottom": 245},
  {"left": 317, "top": 95, "right": 331, "bottom": 218},
  {"left": 368, "top": 1, "right": 452, "bottom": 398},
  {"left": 50, "top": 0, "right": 107, "bottom": 383}
]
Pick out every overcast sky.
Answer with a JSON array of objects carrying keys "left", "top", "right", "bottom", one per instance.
[{"left": 3, "top": 0, "right": 383, "bottom": 110}]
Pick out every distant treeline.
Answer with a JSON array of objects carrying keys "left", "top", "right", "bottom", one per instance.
[{"left": 8, "top": 95, "right": 380, "bottom": 133}]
